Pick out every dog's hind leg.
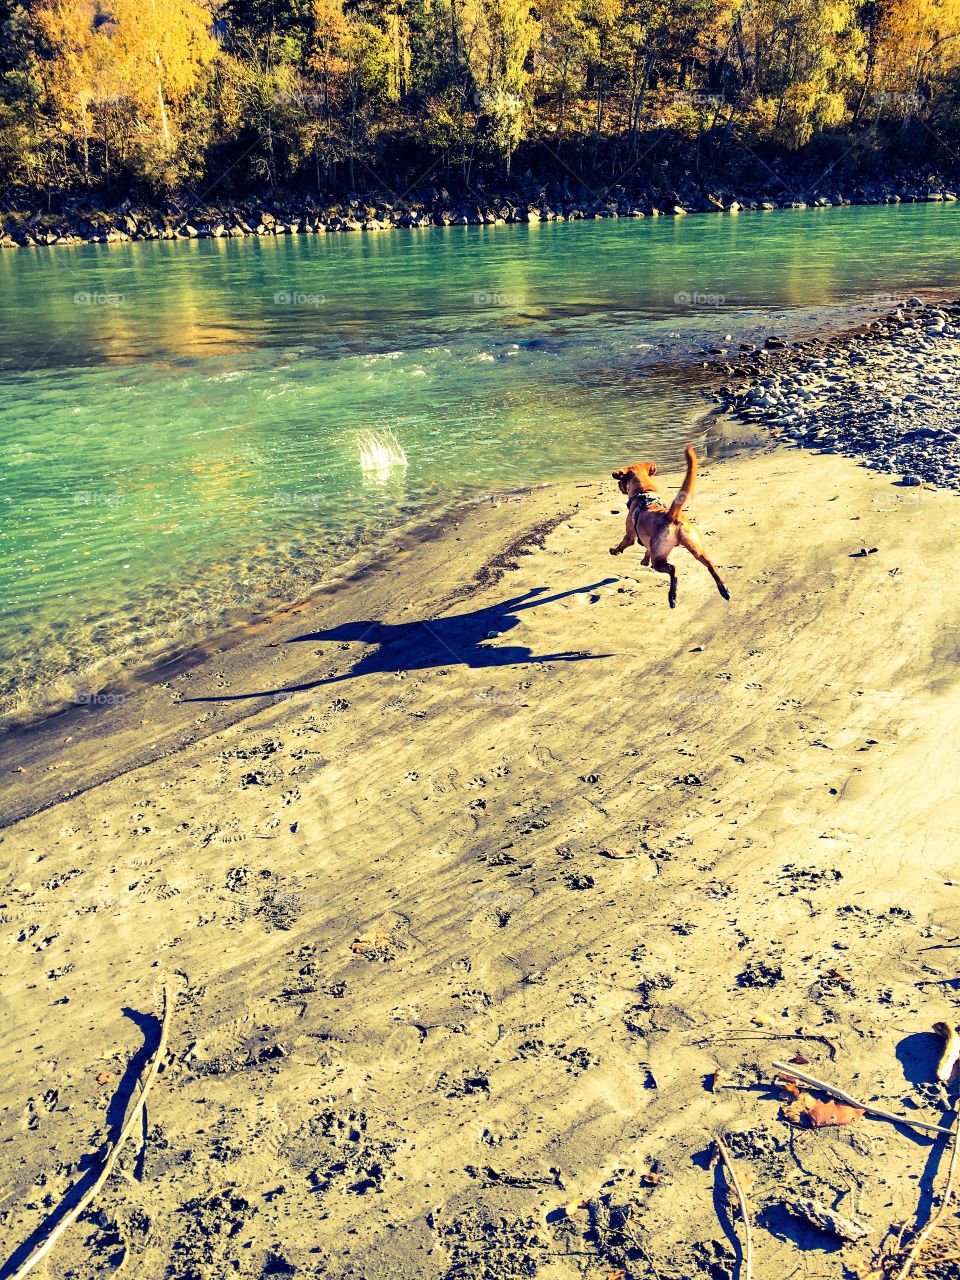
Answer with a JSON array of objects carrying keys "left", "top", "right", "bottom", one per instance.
[
  {"left": 678, "top": 530, "right": 730, "bottom": 600},
  {"left": 652, "top": 556, "right": 677, "bottom": 608}
]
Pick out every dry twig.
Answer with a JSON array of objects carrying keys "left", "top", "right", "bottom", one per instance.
[
  {"left": 693, "top": 1030, "right": 839, "bottom": 1060},
  {"left": 714, "top": 1134, "right": 754, "bottom": 1280},
  {"left": 6, "top": 982, "right": 172, "bottom": 1280}
]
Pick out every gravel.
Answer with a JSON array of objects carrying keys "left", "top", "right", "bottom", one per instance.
[{"left": 710, "top": 299, "right": 960, "bottom": 491}]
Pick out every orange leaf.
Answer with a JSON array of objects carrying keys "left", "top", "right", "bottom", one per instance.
[
  {"left": 607, "top": 1271, "right": 627, "bottom": 1280},
  {"left": 790, "top": 1053, "right": 810, "bottom": 1065},
  {"left": 564, "top": 1199, "right": 587, "bottom": 1216},
  {"left": 641, "top": 1171, "right": 663, "bottom": 1185},
  {"left": 779, "top": 1077, "right": 864, "bottom": 1127},
  {"left": 707, "top": 1069, "right": 723, "bottom": 1092},
  {"left": 601, "top": 845, "right": 635, "bottom": 859},
  {"left": 804, "top": 1099, "right": 865, "bottom": 1128},
  {"left": 97, "top": 1071, "right": 114, "bottom": 1085}
]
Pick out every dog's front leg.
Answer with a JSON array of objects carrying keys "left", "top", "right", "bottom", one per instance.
[{"left": 609, "top": 522, "right": 636, "bottom": 556}]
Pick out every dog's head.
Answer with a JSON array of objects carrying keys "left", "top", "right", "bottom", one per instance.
[{"left": 612, "top": 462, "right": 657, "bottom": 495}]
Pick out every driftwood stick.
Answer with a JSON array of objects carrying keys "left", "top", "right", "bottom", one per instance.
[
  {"left": 692, "top": 1029, "right": 839, "bottom": 1060},
  {"left": 893, "top": 1104, "right": 960, "bottom": 1280},
  {"left": 715, "top": 1135, "right": 754, "bottom": 1280},
  {"left": 7, "top": 982, "right": 172, "bottom": 1280},
  {"left": 772, "top": 1061, "right": 954, "bottom": 1137}
]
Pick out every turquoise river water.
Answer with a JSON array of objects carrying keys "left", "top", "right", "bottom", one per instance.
[{"left": 2, "top": 202, "right": 959, "bottom": 723}]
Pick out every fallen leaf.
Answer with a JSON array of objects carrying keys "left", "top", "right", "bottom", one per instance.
[
  {"left": 97, "top": 1071, "right": 114, "bottom": 1085},
  {"left": 804, "top": 1098, "right": 866, "bottom": 1127},
  {"left": 827, "top": 967, "right": 849, "bottom": 982},
  {"left": 790, "top": 1053, "right": 810, "bottom": 1065},
  {"left": 707, "top": 1069, "right": 723, "bottom": 1092},
  {"left": 601, "top": 845, "right": 636, "bottom": 859},
  {"left": 934, "top": 1021, "right": 960, "bottom": 1084},
  {"left": 641, "top": 1171, "right": 663, "bottom": 1185},
  {"left": 725, "top": 1168, "right": 755, "bottom": 1215},
  {"left": 564, "top": 1199, "right": 588, "bottom": 1216},
  {"left": 607, "top": 1271, "right": 627, "bottom": 1280},
  {"left": 779, "top": 1077, "right": 864, "bottom": 1128}
]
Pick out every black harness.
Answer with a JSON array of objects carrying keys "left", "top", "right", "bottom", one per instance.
[{"left": 628, "top": 489, "right": 666, "bottom": 534}]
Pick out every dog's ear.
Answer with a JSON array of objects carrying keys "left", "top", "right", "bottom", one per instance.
[
  {"left": 647, "top": 462, "right": 658, "bottom": 476},
  {"left": 612, "top": 469, "right": 625, "bottom": 480}
]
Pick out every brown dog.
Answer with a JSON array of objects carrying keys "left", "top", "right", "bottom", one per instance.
[{"left": 610, "top": 445, "right": 730, "bottom": 608}]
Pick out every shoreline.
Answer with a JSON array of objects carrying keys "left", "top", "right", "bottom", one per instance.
[
  {"left": 2, "top": 439, "right": 959, "bottom": 1278},
  {"left": 2, "top": 284, "right": 955, "bottom": 750},
  {"left": 3, "top": 173, "right": 959, "bottom": 249}
]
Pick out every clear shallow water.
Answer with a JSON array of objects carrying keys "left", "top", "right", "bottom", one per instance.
[{"left": 2, "top": 203, "right": 960, "bottom": 722}]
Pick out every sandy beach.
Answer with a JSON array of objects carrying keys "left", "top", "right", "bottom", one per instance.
[{"left": 2, "top": 439, "right": 960, "bottom": 1279}]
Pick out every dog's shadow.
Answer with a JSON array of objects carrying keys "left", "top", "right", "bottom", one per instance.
[{"left": 184, "top": 581, "right": 617, "bottom": 703}]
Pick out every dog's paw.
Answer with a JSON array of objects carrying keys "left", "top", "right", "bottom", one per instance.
[
  {"left": 719, "top": 585, "right": 731, "bottom": 601},
  {"left": 609, "top": 547, "right": 620, "bottom": 556}
]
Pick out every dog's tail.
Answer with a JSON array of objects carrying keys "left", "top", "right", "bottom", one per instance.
[{"left": 667, "top": 445, "right": 697, "bottom": 521}]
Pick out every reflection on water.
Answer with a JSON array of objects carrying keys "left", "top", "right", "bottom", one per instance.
[{"left": 2, "top": 204, "right": 960, "bottom": 723}]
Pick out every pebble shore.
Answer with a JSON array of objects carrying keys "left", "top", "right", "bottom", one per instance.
[{"left": 711, "top": 299, "right": 960, "bottom": 491}]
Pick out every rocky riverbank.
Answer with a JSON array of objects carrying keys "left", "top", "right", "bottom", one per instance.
[
  {"left": 711, "top": 298, "right": 960, "bottom": 491},
  {"left": 2, "top": 169, "right": 959, "bottom": 248}
]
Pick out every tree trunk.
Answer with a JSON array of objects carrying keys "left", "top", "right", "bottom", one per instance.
[{"left": 155, "top": 52, "right": 171, "bottom": 143}]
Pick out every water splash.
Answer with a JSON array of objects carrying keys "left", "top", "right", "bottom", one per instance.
[{"left": 357, "top": 428, "right": 408, "bottom": 484}]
